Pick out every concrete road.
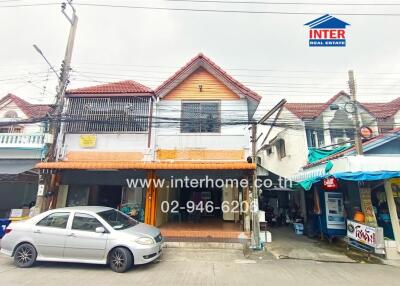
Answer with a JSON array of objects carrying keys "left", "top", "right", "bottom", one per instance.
[{"left": 0, "top": 248, "right": 398, "bottom": 286}]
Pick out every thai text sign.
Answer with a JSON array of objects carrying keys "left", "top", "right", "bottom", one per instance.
[
  {"left": 347, "top": 220, "right": 379, "bottom": 248},
  {"left": 359, "top": 187, "right": 377, "bottom": 226},
  {"left": 79, "top": 134, "right": 96, "bottom": 148}
]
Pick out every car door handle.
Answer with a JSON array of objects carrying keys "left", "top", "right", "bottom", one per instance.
[
  {"left": 33, "top": 229, "right": 41, "bottom": 234},
  {"left": 67, "top": 233, "right": 76, "bottom": 237}
]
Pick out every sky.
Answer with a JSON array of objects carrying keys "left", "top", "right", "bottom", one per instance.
[{"left": 1, "top": 0, "right": 400, "bottom": 116}]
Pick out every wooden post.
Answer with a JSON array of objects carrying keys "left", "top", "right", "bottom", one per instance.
[{"left": 144, "top": 170, "right": 157, "bottom": 226}]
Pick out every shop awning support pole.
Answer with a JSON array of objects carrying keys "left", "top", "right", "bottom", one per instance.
[
  {"left": 384, "top": 180, "right": 400, "bottom": 253},
  {"left": 145, "top": 170, "right": 157, "bottom": 226}
]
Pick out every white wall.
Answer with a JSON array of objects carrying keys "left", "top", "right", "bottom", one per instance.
[
  {"left": 319, "top": 96, "right": 378, "bottom": 146},
  {"left": 394, "top": 110, "right": 400, "bottom": 127},
  {"left": 64, "top": 133, "right": 149, "bottom": 152},
  {"left": 155, "top": 99, "right": 250, "bottom": 155},
  {"left": 257, "top": 96, "right": 381, "bottom": 179},
  {"left": 258, "top": 110, "right": 308, "bottom": 178},
  {"left": 0, "top": 101, "right": 43, "bottom": 134}
]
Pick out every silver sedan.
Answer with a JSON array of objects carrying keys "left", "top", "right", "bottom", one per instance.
[{"left": 0, "top": 206, "right": 163, "bottom": 272}]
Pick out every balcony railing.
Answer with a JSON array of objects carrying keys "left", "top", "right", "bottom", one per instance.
[{"left": 0, "top": 133, "right": 48, "bottom": 149}]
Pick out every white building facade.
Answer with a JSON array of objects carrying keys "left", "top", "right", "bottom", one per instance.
[{"left": 0, "top": 94, "right": 51, "bottom": 217}]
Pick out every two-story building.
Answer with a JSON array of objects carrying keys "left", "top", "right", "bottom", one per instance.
[
  {"left": 36, "top": 80, "right": 155, "bottom": 222},
  {"left": 260, "top": 91, "right": 400, "bottom": 179},
  {"left": 36, "top": 54, "right": 261, "bottom": 239},
  {"left": 151, "top": 54, "right": 260, "bottom": 235},
  {"left": 0, "top": 94, "right": 52, "bottom": 217}
]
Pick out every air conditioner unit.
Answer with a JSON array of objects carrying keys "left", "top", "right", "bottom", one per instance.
[{"left": 333, "top": 137, "right": 350, "bottom": 145}]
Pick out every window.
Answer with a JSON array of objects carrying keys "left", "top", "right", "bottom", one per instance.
[
  {"left": 306, "top": 128, "right": 324, "bottom": 148},
  {"left": 1, "top": 110, "right": 21, "bottom": 133},
  {"left": 98, "top": 209, "right": 138, "bottom": 230},
  {"left": 65, "top": 97, "right": 151, "bottom": 133},
  {"left": 72, "top": 213, "right": 103, "bottom": 232},
  {"left": 4, "top": 111, "right": 18, "bottom": 118},
  {"left": 0, "top": 127, "right": 22, "bottom": 133},
  {"left": 66, "top": 186, "right": 89, "bottom": 207},
  {"left": 37, "top": 212, "right": 70, "bottom": 228},
  {"left": 181, "top": 102, "right": 220, "bottom": 133},
  {"left": 276, "top": 139, "right": 286, "bottom": 159}
]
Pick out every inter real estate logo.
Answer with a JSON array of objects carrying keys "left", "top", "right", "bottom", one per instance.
[{"left": 304, "top": 14, "right": 350, "bottom": 47}]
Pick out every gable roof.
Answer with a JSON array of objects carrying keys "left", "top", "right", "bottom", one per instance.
[
  {"left": 285, "top": 91, "right": 348, "bottom": 119},
  {"left": 155, "top": 53, "right": 262, "bottom": 103},
  {"left": 304, "top": 127, "right": 400, "bottom": 169},
  {"left": 363, "top": 97, "right": 400, "bottom": 119},
  {"left": 304, "top": 14, "right": 350, "bottom": 29},
  {"left": 0, "top": 94, "right": 53, "bottom": 119},
  {"left": 285, "top": 91, "right": 400, "bottom": 120},
  {"left": 285, "top": 103, "right": 326, "bottom": 119},
  {"left": 66, "top": 80, "right": 154, "bottom": 97}
]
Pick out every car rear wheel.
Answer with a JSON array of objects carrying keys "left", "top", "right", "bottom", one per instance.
[
  {"left": 109, "top": 247, "right": 133, "bottom": 273},
  {"left": 14, "top": 243, "right": 37, "bottom": 268}
]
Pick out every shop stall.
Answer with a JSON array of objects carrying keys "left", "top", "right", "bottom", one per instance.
[{"left": 292, "top": 155, "right": 400, "bottom": 259}]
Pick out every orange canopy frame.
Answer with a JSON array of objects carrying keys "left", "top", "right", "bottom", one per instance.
[
  {"left": 35, "top": 161, "right": 256, "bottom": 170},
  {"left": 36, "top": 161, "right": 255, "bottom": 227}
]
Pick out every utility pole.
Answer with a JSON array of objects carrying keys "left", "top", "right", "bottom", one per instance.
[
  {"left": 35, "top": 1, "right": 78, "bottom": 213},
  {"left": 249, "top": 99, "right": 287, "bottom": 249},
  {"left": 251, "top": 122, "right": 260, "bottom": 249},
  {"left": 348, "top": 70, "right": 363, "bottom": 155}
]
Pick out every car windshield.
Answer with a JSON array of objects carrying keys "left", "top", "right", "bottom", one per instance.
[{"left": 97, "top": 209, "right": 139, "bottom": 230}]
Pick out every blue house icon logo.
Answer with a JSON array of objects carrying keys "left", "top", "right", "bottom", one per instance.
[{"left": 304, "top": 14, "right": 350, "bottom": 47}]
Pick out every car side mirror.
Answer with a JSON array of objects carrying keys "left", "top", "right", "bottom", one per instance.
[{"left": 95, "top": 227, "right": 105, "bottom": 233}]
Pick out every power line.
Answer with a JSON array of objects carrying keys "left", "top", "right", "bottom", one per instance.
[
  {"left": 72, "top": 2, "right": 400, "bottom": 16},
  {"left": 4, "top": 0, "right": 400, "bottom": 6},
  {"left": 3, "top": 2, "right": 399, "bottom": 16},
  {"left": 0, "top": 2, "right": 58, "bottom": 8},
  {"left": 72, "top": 62, "right": 400, "bottom": 75},
  {"left": 153, "top": 0, "right": 400, "bottom": 6}
]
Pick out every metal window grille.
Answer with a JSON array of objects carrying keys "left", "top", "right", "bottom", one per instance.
[
  {"left": 181, "top": 102, "right": 220, "bottom": 133},
  {"left": 65, "top": 97, "right": 151, "bottom": 133},
  {"left": 277, "top": 139, "right": 286, "bottom": 159}
]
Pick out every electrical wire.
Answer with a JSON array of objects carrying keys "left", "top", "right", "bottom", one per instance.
[{"left": 3, "top": 1, "right": 400, "bottom": 16}]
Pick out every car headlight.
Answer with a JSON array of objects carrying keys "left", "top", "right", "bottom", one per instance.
[{"left": 136, "top": 237, "right": 155, "bottom": 245}]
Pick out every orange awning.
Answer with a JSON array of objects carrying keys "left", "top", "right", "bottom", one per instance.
[{"left": 35, "top": 161, "right": 256, "bottom": 170}]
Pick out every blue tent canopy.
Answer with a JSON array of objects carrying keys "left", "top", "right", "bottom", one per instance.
[
  {"left": 308, "top": 146, "right": 349, "bottom": 163},
  {"left": 299, "top": 171, "right": 400, "bottom": 191}
]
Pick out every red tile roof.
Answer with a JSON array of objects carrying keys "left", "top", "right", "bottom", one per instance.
[
  {"left": 362, "top": 97, "right": 400, "bottom": 119},
  {"left": 66, "top": 80, "right": 153, "bottom": 97},
  {"left": 285, "top": 103, "right": 326, "bottom": 119},
  {"left": 0, "top": 94, "right": 53, "bottom": 119},
  {"left": 155, "top": 53, "right": 262, "bottom": 102},
  {"left": 285, "top": 91, "right": 400, "bottom": 120}
]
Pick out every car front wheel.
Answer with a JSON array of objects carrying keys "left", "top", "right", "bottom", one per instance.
[
  {"left": 14, "top": 243, "right": 37, "bottom": 268},
  {"left": 109, "top": 247, "right": 133, "bottom": 273}
]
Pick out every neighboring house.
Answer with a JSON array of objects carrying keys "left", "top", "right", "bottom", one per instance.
[
  {"left": 259, "top": 91, "right": 400, "bottom": 179},
  {"left": 37, "top": 54, "right": 261, "bottom": 232},
  {"left": 362, "top": 97, "right": 400, "bottom": 134},
  {"left": 37, "top": 80, "right": 155, "bottom": 219},
  {"left": 0, "top": 94, "right": 52, "bottom": 217},
  {"left": 301, "top": 127, "right": 400, "bottom": 171},
  {"left": 289, "top": 128, "right": 400, "bottom": 261}
]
